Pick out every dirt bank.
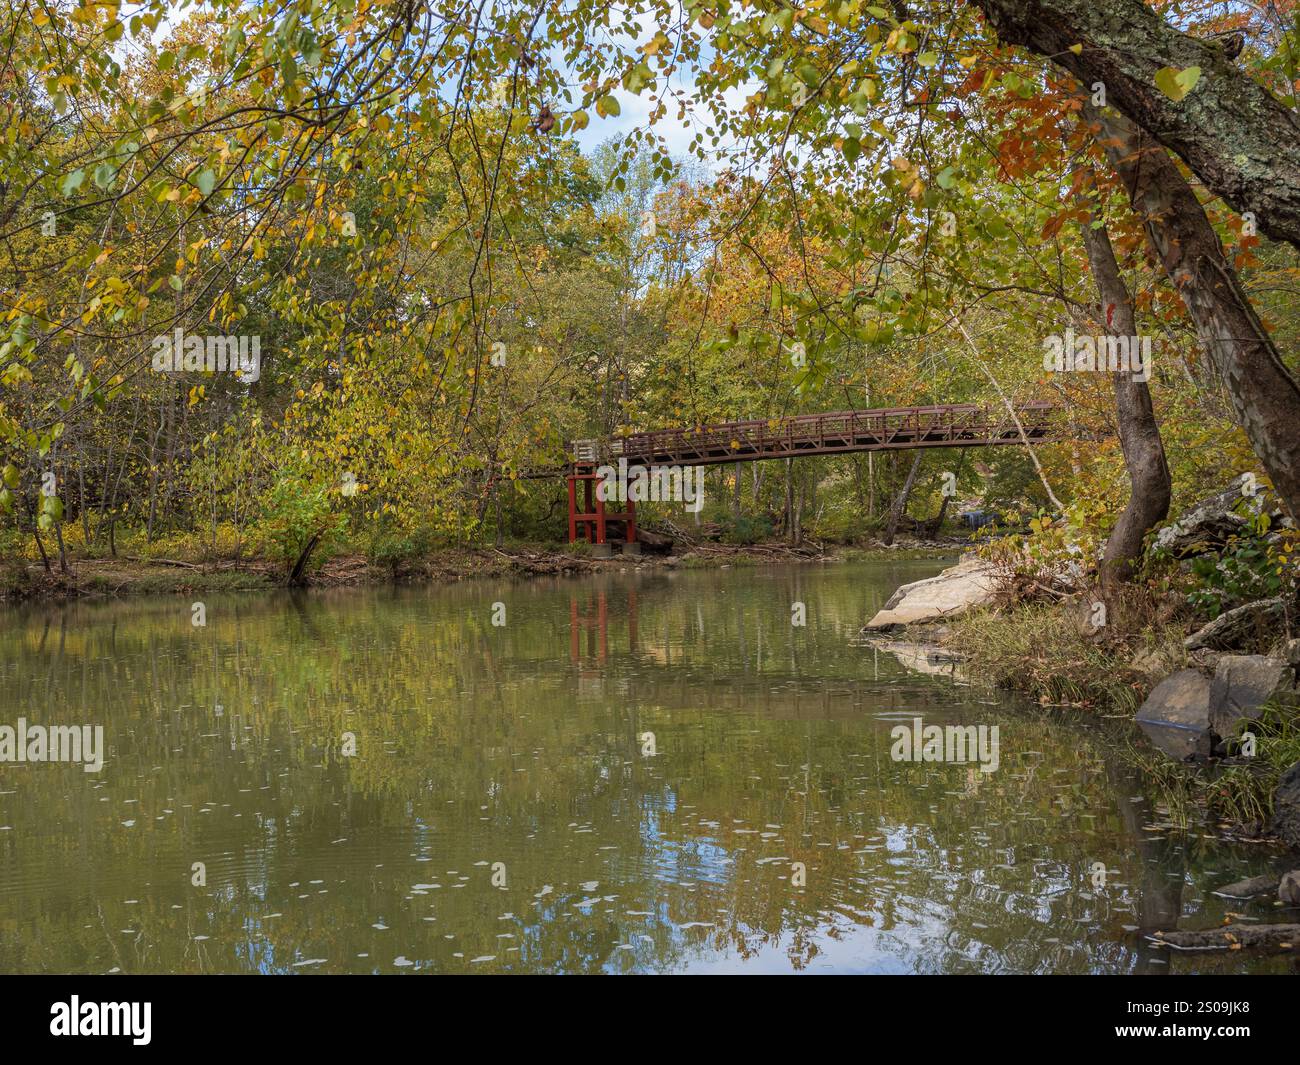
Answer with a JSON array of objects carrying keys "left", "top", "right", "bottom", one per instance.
[{"left": 1, "top": 540, "right": 962, "bottom": 602}]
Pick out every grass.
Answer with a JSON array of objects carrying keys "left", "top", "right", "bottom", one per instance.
[
  {"left": 947, "top": 598, "right": 1300, "bottom": 836},
  {"left": 676, "top": 553, "right": 761, "bottom": 569},
  {"left": 1121, "top": 705, "right": 1300, "bottom": 830},
  {"left": 945, "top": 601, "right": 1177, "bottom": 713},
  {"left": 836, "top": 545, "right": 957, "bottom": 563},
  {"left": 77, "top": 568, "right": 275, "bottom": 596}
]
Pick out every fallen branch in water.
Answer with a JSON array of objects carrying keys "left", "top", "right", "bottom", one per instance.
[
  {"left": 1147, "top": 924, "right": 1300, "bottom": 951},
  {"left": 1212, "top": 873, "right": 1281, "bottom": 899}
]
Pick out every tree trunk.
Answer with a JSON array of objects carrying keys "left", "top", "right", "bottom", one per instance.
[
  {"left": 53, "top": 520, "right": 70, "bottom": 575},
  {"left": 793, "top": 467, "right": 805, "bottom": 545},
  {"left": 973, "top": 0, "right": 1300, "bottom": 250},
  {"left": 1086, "top": 106, "right": 1300, "bottom": 519},
  {"left": 932, "top": 451, "right": 968, "bottom": 536},
  {"left": 28, "top": 495, "right": 51, "bottom": 573},
  {"left": 867, "top": 451, "right": 875, "bottom": 519},
  {"left": 288, "top": 530, "right": 323, "bottom": 587},
  {"left": 883, "top": 452, "right": 922, "bottom": 546},
  {"left": 145, "top": 403, "right": 165, "bottom": 543},
  {"left": 78, "top": 457, "right": 91, "bottom": 546},
  {"left": 1077, "top": 204, "right": 1172, "bottom": 592}
]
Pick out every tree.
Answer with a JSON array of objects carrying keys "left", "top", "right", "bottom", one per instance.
[
  {"left": 1076, "top": 196, "right": 1171, "bottom": 590},
  {"left": 973, "top": 0, "right": 1300, "bottom": 249},
  {"left": 1085, "top": 104, "right": 1300, "bottom": 518}
]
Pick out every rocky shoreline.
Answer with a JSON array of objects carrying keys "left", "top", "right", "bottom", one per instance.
[{"left": 852, "top": 478, "right": 1300, "bottom": 951}]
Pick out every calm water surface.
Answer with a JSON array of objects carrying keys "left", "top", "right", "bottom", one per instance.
[{"left": 0, "top": 559, "right": 1293, "bottom": 974}]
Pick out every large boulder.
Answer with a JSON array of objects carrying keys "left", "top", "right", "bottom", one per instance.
[
  {"left": 861, "top": 558, "right": 996, "bottom": 631},
  {"left": 1274, "top": 762, "right": 1300, "bottom": 850},
  {"left": 1209, "top": 655, "right": 1298, "bottom": 744},
  {"left": 1154, "top": 474, "right": 1282, "bottom": 559},
  {"left": 1135, "top": 669, "right": 1215, "bottom": 761}
]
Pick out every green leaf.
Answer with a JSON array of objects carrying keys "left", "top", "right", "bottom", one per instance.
[
  {"left": 596, "top": 95, "right": 620, "bottom": 117},
  {"left": 60, "top": 170, "right": 85, "bottom": 197},
  {"left": 917, "top": 52, "right": 938, "bottom": 68},
  {"left": 1154, "top": 65, "right": 1201, "bottom": 102},
  {"left": 196, "top": 169, "right": 216, "bottom": 196}
]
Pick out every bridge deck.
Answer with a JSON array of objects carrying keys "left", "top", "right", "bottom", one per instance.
[
  {"left": 515, "top": 402, "right": 1060, "bottom": 479},
  {"left": 577, "top": 401, "right": 1059, "bottom": 469}
]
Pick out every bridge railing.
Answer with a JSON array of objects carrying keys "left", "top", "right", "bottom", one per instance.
[{"left": 596, "top": 401, "right": 1055, "bottom": 464}]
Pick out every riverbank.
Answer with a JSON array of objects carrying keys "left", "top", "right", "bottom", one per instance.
[
  {"left": 0, "top": 539, "right": 962, "bottom": 602},
  {"left": 872, "top": 590, "right": 1300, "bottom": 847}
]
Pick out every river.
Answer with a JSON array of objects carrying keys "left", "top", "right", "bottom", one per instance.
[{"left": 0, "top": 559, "right": 1290, "bottom": 973}]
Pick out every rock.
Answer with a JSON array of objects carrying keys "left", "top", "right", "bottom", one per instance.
[
  {"left": 861, "top": 558, "right": 996, "bottom": 631},
  {"left": 1285, "top": 639, "right": 1300, "bottom": 670},
  {"left": 1155, "top": 475, "right": 1282, "bottom": 558},
  {"left": 1280, "top": 871, "right": 1300, "bottom": 907},
  {"left": 1074, "top": 597, "right": 1109, "bottom": 639},
  {"left": 1129, "top": 645, "right": 1181, "bottom": 679},
  {"left": 1184, "top": 596, "right": 1286, "bottom": 652},
  {"left": 1274, "top": 762, "right": 1300, "bottom": 850},
  {"left": 1135, "top": 669, "right": 1215, "bottom": 761},
  {"left": 1185, "top": 647, "right": 1223, "bottom": 674},
  {"left": 866, "top": 640, "right": 968, "bottom": 682},
  {"left": 1213, "top": 873, "right": 1281, "bottom": 899},
  {"left": 1209, "top": 655, "right": 1297, "bottom": 744}
]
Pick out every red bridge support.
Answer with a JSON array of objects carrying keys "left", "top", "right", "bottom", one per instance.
[{"left": 566, "top": 464, "right": 637, "bottom": 546}]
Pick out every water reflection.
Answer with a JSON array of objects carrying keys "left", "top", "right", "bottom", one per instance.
[{"left": 0, "top": 561, "right": 1292, "bottom": 974}]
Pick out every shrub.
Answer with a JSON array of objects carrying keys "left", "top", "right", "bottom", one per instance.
[
  {"left": 720, "top": 514, "right": 774, "bottom": 545},
  {"left": 1183, "top": 517, "right": 1298, "bottom": 618},
  {"left": 252, "top": 478, "right": 348, "bottom": 582},
  {"left": 366, "top": 519, "right": 434, "bottom": 576}
]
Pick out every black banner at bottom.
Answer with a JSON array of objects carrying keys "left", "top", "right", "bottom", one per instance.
[{"left": 0, "top": 973, "right": 1290, "bottom": 1052}]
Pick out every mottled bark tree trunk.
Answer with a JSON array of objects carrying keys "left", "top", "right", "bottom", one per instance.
[
  {"left": 883, "top": 451, "right": 922, "bottom": 546},
  {"left": 1077, "top": 209, "right": 1171, "bottom": 591},
  {"left": 973, "top": 0, "right": 1300, "bottom": 249},
  {"left": 1087, "top": 106, "right": 1300, "bottom": 518}
]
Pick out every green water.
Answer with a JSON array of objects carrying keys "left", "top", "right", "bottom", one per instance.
[{"left": 0, "top": 560, "right": 1293, "bottom": 974}]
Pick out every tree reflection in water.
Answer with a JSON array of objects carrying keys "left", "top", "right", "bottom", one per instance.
[{"left": 0, "top": 562, "right": 1290, "bottom": 973}]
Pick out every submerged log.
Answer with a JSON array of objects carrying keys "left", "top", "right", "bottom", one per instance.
[
  {"left": 1148, "top": 924, "right": 1300, "bottom": 951},
  {"left": 1212, "top": 873, "right": 1281, "bottom": 899}
]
